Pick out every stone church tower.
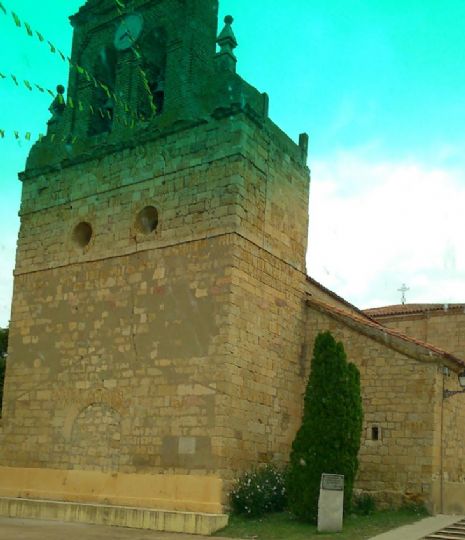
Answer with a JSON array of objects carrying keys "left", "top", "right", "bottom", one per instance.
[
  {"left": 4, "top": 0, "right": 465, "bottom": 528},
  {"left": 0, "top": 0, "right": 310, "bottom": 532}
]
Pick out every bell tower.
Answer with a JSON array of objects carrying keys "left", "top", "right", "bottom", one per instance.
[
  {"left": 1, "top": 0, "right": 311, "bottom": 533},
  {"left": 29, "top": 0, "right": 221, "bottom": 164}
]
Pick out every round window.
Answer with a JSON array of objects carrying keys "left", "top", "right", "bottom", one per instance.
[
  {"left": 72, "top": 222, "right": 93, "bottom": 248},
  {"left": 136, "top": 206, "right": 159, "bottom": 234}
]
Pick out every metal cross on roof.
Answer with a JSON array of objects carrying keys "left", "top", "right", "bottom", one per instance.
[{"left": 398, "top": 283, "right": 409, "bottom": 305}]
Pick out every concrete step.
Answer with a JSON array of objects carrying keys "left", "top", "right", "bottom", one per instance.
[
  {"left": 0, "top": 497, "right": 228, "bottom": 536},
  {"left": 424, "top": 519, "right": 465, "bottom": 540}
]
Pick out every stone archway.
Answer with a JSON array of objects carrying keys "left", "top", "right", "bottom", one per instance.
[{"left": 69, "top": 403, "right": 121, "bottom": 472}]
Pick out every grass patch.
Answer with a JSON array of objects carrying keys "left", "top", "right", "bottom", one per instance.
[{"left": 216, "top": 508, "right": 429, "bottom": 540}]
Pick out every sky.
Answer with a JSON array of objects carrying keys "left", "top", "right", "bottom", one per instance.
[{"left": 2, "top": 0, "right": 465, "bottom": 326}]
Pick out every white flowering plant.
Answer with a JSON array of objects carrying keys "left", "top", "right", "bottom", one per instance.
[{"left": 230, "top": 465, "right": 287, "bottom": 517}]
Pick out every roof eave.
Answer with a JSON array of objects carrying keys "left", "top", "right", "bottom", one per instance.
[{"left": 306, "top": 296, "right": 465, "bottom": 372}]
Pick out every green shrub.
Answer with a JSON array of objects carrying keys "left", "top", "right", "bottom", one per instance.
[
  {"left": 353, "top": 493, "right": 377, "bottom": 515},
  {"left": 230, "top": 465, "right": 287, "bottom": 517},
  {"left": 287, "top": 331, "right": 363, "bottom": 523},
  {"left": 400, "top": 491, "right": 430, "bottom": 516},
  {"left": 0, "top": 328, "right": 7, "bottom": 414}
]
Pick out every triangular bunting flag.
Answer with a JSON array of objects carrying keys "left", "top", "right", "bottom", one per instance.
[{"left": 11, "top": 12, "right": 21, "bottom": 27}]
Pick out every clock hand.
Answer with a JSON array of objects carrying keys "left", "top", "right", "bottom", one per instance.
[
  {"left": 119, "top": 30, "right": 136, "bottom": 45},
  {"left": 119, "top": 30, "right": 130, "bottom": 41}
]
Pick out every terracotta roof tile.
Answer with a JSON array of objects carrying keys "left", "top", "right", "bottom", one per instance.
[
  {"left": 364, "top": 303, "right": 465, "bottom": 317},
  {"left": 306, "top": 295, "right": 465, "bottom": 370}
]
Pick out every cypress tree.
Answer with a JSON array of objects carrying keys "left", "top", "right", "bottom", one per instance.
[{"left": 287, "top": 331, "right": 363, "bottom": 522}]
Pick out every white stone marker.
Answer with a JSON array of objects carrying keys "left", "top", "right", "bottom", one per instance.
[{"left": 317, "top": 473, "right": 344, "bottom": 533}]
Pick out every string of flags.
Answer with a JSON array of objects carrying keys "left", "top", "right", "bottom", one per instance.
[
  {"left": 0, "top": 2, "right": 70, "bottom": 61},
  {"left": 0, "top": 70, "right": 57, "bottom": 97},
  {"left": 0, "top": 107, "right": 141, "bottom": 144},
  {"left": 0, "top": 1, "right": 145, "bottom": 119},
  {"left": 0, "top": 128, "right": 37, "bottom": 142},
  {"left": 0, "top": 69, "right": 144, "bottom": 129},
  {"left": 0, "top": 129, "right": 94, "bottom": 144},
  {"left": 0, "top": 0, "right": 159, "bottom": 143}
]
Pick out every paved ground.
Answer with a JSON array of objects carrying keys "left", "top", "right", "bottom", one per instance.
[
  {"left": 0, "top": 518, "right": 225, "bottom": 540},
  {"left": 368, "top": 514, "right": 465, "bottom": 540},
  {"left": 1, "top": 514, "right": 463, "bottom": 540}
]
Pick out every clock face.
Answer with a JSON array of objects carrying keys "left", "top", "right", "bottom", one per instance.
[{"left": 114, "top": 14, "right": 144, "bottom": 50}]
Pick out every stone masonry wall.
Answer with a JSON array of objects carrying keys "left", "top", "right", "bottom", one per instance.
[
  {"left": 305, "top": 308, "right": 438, "bottom": 508},
  {"left": 431, "top": 368, "right": 465, "bottom": 514},
  {"left": 2, "top": 110, "right": 310, "bottom": 499},
  {"left": 17, "top": 113, "right": 308, "bottom": 276},
  {"left": 377, "top": 311, "right": 465, "bottom": 360},
  {"left": 2, "top": 235, "right": 233, "bottom": 475},
  {"left": 306, "top": 279, "right": 364, "bottom": 317},
  {"left": 214, "top": 236, "right": 308, "bottom": 486}
]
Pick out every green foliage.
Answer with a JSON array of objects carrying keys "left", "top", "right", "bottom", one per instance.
[
  {"left": 0, "top": 327, "right": 7, "bottom": 358},
  {"left": 353, "top": 493, "right": 377, "bottom": 516},
  {"left": 287, "top": 331, "right": 363, "bottom": 523},
  {"left": 401, "top": 500, "right": 430, "bottom": 516},
  {"left": 230, "top": 465, "right": 287, "bottom": 518},
  {"left": 217, "top": 509, "right": 428, "bottom": 540},
  {"left": 0, "top": 327, "right": 8, "bottom": 413}
]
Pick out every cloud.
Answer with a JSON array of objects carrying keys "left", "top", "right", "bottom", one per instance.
[{"left": 307, "top": 151, "right": 465, "bottom": 308}]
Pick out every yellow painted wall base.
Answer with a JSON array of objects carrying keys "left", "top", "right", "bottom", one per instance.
[
  {"left": 0, "top": 466, "right": 223, "bottom": 514},
  {"left": 0, "top": 497, "right": 228, "bottom": 535}
]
